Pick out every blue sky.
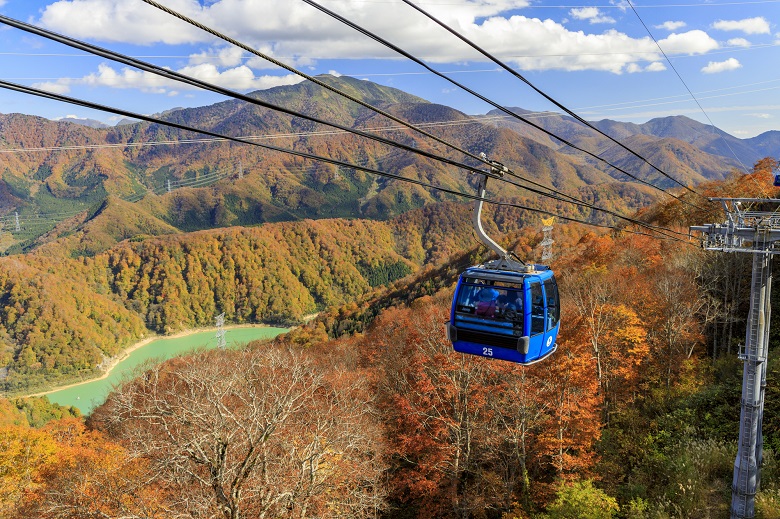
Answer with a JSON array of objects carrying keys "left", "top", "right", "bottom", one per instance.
[{"left": 0, "top": 0, "right": 778, "bottom": 138}]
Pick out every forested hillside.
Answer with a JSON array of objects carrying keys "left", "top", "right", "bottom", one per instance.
[
  {"left": 3, "top": 164, "right": 780, "bottom": 518},
  {"left": 0, "top": 200, "right": 507, "bottom": 392},
  {"left": 2, "top": 71, "right": 780, "bottom": 517}
]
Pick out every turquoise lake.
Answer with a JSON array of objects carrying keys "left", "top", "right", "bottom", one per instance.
[{"left": 43, "top": 326, "right": 288, "bottom": 415}]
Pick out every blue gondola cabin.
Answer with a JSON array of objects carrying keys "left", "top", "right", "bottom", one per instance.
[{"left": 446, "top": 264, "right": 560, "bottom": 364}]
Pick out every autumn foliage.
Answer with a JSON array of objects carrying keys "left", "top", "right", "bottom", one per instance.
[{"left": 0, "top": 165, "right": 778, "bottom": 517}]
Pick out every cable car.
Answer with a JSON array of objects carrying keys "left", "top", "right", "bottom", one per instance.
[
  {"left": 445, "top": 163, "right": 560, "bottom": 364},
  {"left": 774, "top": 173, "right": 780, "bottom": 187},
  {"left": 447, "top": 264, "right": 559, "bottom": 364}
]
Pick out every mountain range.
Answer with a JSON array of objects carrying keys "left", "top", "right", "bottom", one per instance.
[{"left": 0, "top": 74, "right": 775, "bottom": 257}]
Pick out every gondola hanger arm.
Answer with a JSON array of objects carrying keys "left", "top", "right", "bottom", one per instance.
[{"left": 473, "top": 153, "right": 527, "bottom": 270}]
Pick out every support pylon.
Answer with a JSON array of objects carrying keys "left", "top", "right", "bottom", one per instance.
[
  {"left": 215, "top": 312, "right": 226, "bottom": 349},
  {"left": 691, "top": 198, "right": 780, "bottom": 519},
  {"left": 541, "top": 217, "right": 555, "bottom": 262}
]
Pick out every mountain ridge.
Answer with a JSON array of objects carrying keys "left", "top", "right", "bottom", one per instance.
[{"left": 0, "top": 75, "right": 772, "bottom": 257}]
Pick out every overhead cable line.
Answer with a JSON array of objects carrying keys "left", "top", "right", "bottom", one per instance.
[
  {"left": 0, "top": 88, "right": 684, "bottom": 239},
  {"left": 0, "top": 79, "right": 488, "bottom": 202},
  {"left": 0, "top": 14, "right": 495, "bottom": 181},
  {"left": 0, "top": 13, "right": 692, "bottom": 239},
  {"left": 299, "top": 0, "right": 706, "bottom": 212},
  {"left": 143, "top": 0, "right": 708, "bottom": 213},
  {"left": 625, "top": 0, "right": 755, "bottom": 178},
  {"left": 138, "top": 0, "right": 690, "bottom": 237},
  {"left": 0, "top": 116, "right": 497, "bottom": 154},
  {"left": 140, "top": 0, "right": 501, "bottom": 171},
  {"left": 0, "top": 14, "right": 695, "bottom": 240},
  {"left": 399, "top": 0, "right": 702, "bottom": 198},
  {"left": 0, "top": 79, "right": 690, "bottom": 245}
]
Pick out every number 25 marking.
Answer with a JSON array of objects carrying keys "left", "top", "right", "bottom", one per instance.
[{"left": 483, "top": 347, "right": 493, "bottom": 356}]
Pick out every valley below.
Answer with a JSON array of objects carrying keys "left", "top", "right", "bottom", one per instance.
[{"left": 0, "top": 75, "right": 778, "bottom": 518}]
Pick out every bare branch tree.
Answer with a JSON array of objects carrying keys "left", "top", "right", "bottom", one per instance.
[{"left": 91, "top": 345, "right": 386, "bottom": 519}]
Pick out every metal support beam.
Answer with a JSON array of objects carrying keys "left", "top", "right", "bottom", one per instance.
[
  {"left": 471, "top": 154, "right": 528, "bottom": 273},
  {"left": 691, "top": 198, "right": 780, "bottom": 519},
  {"left": 473, "top": 173, "right": 507, "bottom": 261},
  {"left": 732, "top": 248, "right": 772, "bottom": 518}
]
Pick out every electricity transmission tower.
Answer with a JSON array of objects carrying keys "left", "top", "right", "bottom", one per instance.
[
  {"left": 215, "top": 312, "right": 226, "bottom": 349},
  {"left": 690, "top": 198, "right": 780, "bottom": 519},
  {"left": 541, "top": 216, "right": 555, "bottom": 262}
]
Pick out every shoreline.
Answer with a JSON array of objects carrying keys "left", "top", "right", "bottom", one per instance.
[{"left": 21, "top": 323, "right": 286, "bottom": 399}]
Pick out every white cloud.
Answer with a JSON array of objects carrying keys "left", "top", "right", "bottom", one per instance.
[
  {"left": 655, "top": 21, "right": 686, "bottom": 31},
  {"left": 569, "top": 7, "right": 615, "bottom": 24},
  {"left": 465, "top": 18, "right": 717, "bottom": 73},
  {"left": 189, "top": 47, "right": 247, "bottom": 68},
  {"left": 33, "top": 63, "right": 305, "bottom": 94},
  {"left": 701, "top": 58, "right": 742, "bottom": 73},
  {"left": 39, "top": 0, "right": 205, "bottom": 44},
  {"left": 726, "top": 38, "right": 751, "bottom": 47},
  {"left": 626, "top": 62, "right": 665, "bottom": 73},
  {"left": 713, "top": 17, "right": 770, "bottom": 35},
  {"left": 34, "top": 0, "right": 717, "bottom": 76},
  {"left": 747, "top": 113, "right": 772, "bottom": 119},
  {"left": 177, "top": 63, "right": 306, "bottom": 90},
  {"left": 570, "top": 7, "right": 597, "bottom": 19},
  {"left": 657, "top": 30, "right": 719, "bottom": 55},
  {"left": 37, "top": 0, "right": 532, "bottom": 46},
  {"left": 33, "top": 81, "right": 71, "bottom": 95}
]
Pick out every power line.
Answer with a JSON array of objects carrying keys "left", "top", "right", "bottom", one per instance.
[
  {"left": 399, "top": 0, "right": 703, "bottom": 198},
  {"left": 6, "top": 38, "right": 778, "bottom": 72},
  {"left": 0, "top": 78, "right": 691, "bottom": 245},
  {"left": 0, "top": 79, "right": 483, "bottom": 198},
  {"left": 6, "top": 81, "right": 772, "bottom": 156},
  {"left": 0, "top": 169, "right": 234, "bottom": 232},
  {"left": 139, "top": 0, "right": 498, "bottom": 172},
  {"left": 0, "top": 12, "right": 696, "bottom": 241},
  {"left": 0, "top": 105, "right": 684, "bottom": 240},
  {"left": 298, "top": 0, "right": 706, "bottom": 212},
  {"left": 625, "top": 0, "right": 755, "bottom": 179},
  {"left": 0, "top": 117, "right": 492, "bottom": 154},
  {"left": 0, "top": 11, "right": 704, "bottom": 242},
  {"left": 0, "top": 15, "right": 495, "bottom": 181}
]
